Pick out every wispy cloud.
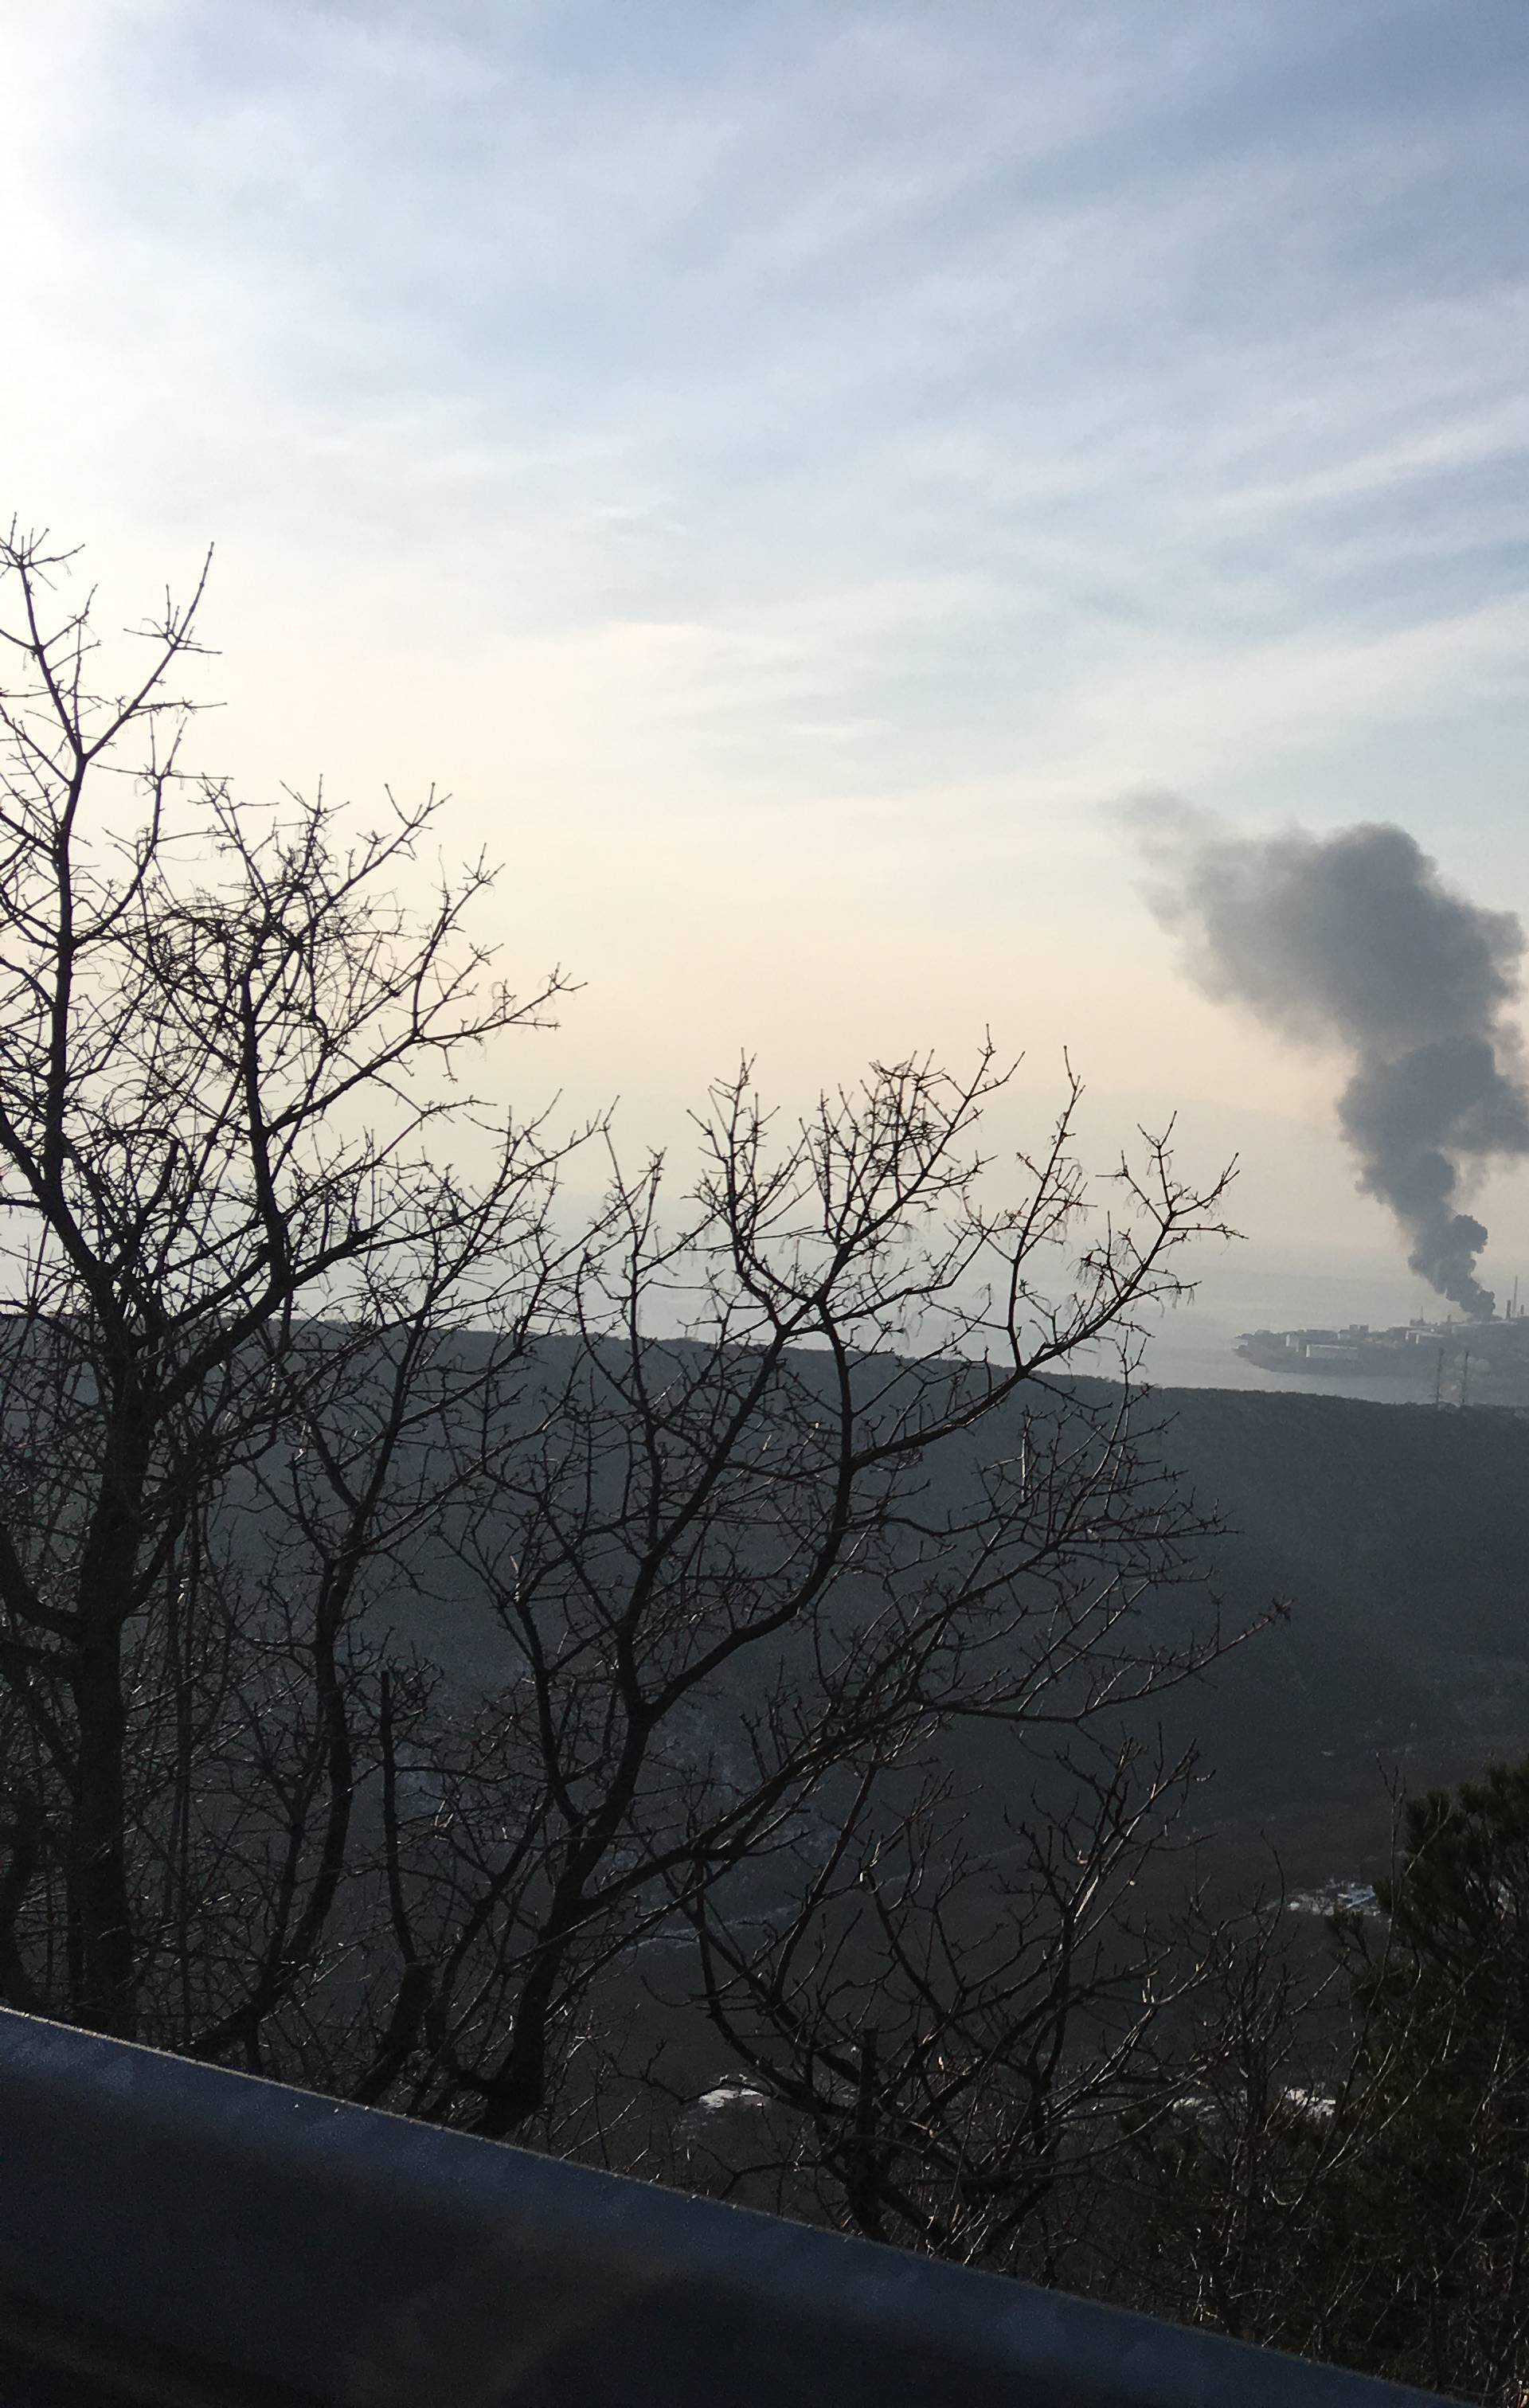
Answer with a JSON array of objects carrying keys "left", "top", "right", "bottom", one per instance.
[{"left": 4, "top": 0, "right": 1529, "bottom": 1221}]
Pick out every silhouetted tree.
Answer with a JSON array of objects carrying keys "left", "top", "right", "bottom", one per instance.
[
  {"left": 350, "top": 1069, "right": 1235, "bottom": 2146},
  {"left": 0, "top": 522, "right": 574, "bottom": 2050},
  {"left": 0, "top": 526, "right": 1239, "bottom": 2190}
]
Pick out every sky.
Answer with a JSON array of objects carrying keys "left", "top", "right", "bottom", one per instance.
[{"left": 6, "top": 0, "right": 1529, "bottom": 1327}]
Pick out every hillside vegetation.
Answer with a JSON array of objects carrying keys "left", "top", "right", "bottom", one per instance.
[
  {"left": 1116, "top": 1383, "right": 1529, "bottom": 1871},
  {"left": 361, "top": 1352, "right": 1529, "bottom": 1882}
]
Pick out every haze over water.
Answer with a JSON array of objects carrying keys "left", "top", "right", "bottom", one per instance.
[{"left": 1137, "top": 1252, "right": 1467, "bottom": 1399}]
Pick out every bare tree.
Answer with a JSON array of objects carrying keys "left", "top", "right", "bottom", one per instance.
[
  {"left": 1102, "top": 1885, "right": 1364, "bottom": 2346},
  {"left": 0, "top": 526, "right": 1242, "bottom": 2211},
  {"left": 0, "top": 525, "right": 575, "bottom": 2050},
  {"left": 676, "top": 1744, "right": 1201, "bottom": 2272},
  {"left": 330, "top": 1056, "right": 1242, "bottom": 2148}
]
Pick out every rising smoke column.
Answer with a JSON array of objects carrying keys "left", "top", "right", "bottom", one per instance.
[{"left": 1132, "top": 807, "right": 1529, "bottom": 1317}]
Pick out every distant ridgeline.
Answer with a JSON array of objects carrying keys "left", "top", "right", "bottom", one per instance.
[
  {"left": 1116, "top": 1381, "right": 1529, "bottom": 1877},
  {"left": 1237, "top": 1308, "right": 1529, "bottom": 1406}
]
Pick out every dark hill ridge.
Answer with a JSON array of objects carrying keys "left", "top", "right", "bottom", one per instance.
[
  {"left": 809, "top": 1373, "right": 1529, "bottom": 1873},
  {"left": 215, "top": 1333, "right": 1529, "bottom": 1886},
  {"left": 1126, "top": 1383, "right": 1529, "bottom": 1874}
]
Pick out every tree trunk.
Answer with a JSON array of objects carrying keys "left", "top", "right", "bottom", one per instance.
[{"left": 68, "top": 1621, "right": 136, "bottom": 2038}]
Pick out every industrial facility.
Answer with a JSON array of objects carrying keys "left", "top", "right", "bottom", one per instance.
[{"left": 1236, "top": 1300, "right": 1529, "bottom": 1405}]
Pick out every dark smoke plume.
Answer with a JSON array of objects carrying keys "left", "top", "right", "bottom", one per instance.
[{"left": 1132, "top": 805, "right": 1529, "bottom": 1317}]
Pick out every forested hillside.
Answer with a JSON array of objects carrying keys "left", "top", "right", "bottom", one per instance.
[
  {"left": 1140, "top": 1386, "right": 1529, "bottom": 1863},
  {"left": 358, "top": 1348, "right": 1529, "bottom": 1883}
]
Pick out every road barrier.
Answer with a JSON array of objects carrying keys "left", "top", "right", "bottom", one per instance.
[{"left": 0, "top": 2007, "right": 1449, "bottom": 2406}]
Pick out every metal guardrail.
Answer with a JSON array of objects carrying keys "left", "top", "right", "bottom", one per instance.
[{"left": 0, "top": 2007, "right": 1449, "bottom": 2407}]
